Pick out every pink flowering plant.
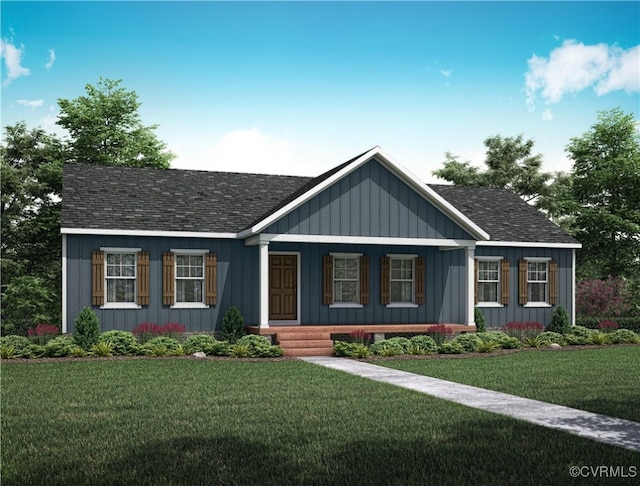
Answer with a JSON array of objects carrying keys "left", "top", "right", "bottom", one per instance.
[
  {"left": 576, "top": 277, "right": 633, "bottom": 317},
  {"left": 349, "top": 329, "right": 371, "bottom": 345},
  {"left": 132, "top": 322, "right": 186, "bottom": 343},
  {"left": 427, "top": 324, "right": 453, "bottom": 345},
  {"left": 598, "top": 320, "right": 619, "bottom": 334},
  {"left": 27, "top": 323, "right": 60, "bottom": 345},
  {"left": 502, "top": 321, "right": 544, "bottom": 341}
]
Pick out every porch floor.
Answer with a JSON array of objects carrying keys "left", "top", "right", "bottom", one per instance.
[{"left": 246, "top": 324, "right": 476, "bottom": 357}]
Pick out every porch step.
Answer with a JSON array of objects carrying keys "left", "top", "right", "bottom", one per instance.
[
  {"left": 282, "top": 347, "right": 335, "bottom": 357},
  {"left": 275, "top": 331, "right": 335, "bottom": 357}
]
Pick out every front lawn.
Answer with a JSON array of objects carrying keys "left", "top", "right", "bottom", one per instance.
[
  {"left": 379, "top": 346, "right": 640, "bottom": 422},
  {"left": 2, "top": 358, "right": 639, "bottom": 485}
]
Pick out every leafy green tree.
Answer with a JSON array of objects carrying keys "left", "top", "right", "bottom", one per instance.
[
  {"left": 1, "top": 276, "right": 58, "bottom": 336},
  {"left": 433, "top": 134, "right": 554, "bottom": 207},
  {"left": 565, "top": 108, "right": 640, "bottom": 280},
  {"left": 57, "top": 78, "right": 174, "bottom": 168}
]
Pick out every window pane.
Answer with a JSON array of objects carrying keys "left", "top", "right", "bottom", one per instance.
[
  {"left": 335, "top": 281, "right": 358, "bottom": 303},
  {"left": 106, "top": 253, "right": 136, "bottom": 277},
  {"left": 478, "top": 282, "right": 498, "bottom": 302},
  {"left": 478, "top": 261, "right": 499, "bottom": 281},
  {"left": 528, "top": 282, "right": 547, "bottom": 302},
  {"left": 107, "top": 279, "right": 135, "bottom": 303},
  {"left": 391, "top": 281, "right": 413, "bottom": 302},
  {"left": 176, "top": 280, "right": 203, "bottom": 303}
]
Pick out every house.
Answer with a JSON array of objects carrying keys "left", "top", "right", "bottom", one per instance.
[{"left": 61, "top": 146, "right": 581, "bottom": 335}]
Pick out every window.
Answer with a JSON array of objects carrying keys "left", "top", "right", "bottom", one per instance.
[
  {"left": 106, "top": 252, "right": 137, "bottom": 304},
  {"left": 176, "top": 254, "right": 205, "bottom": 304},
  {"left": 333, "top": 255, "right": 360, "bottom": 304},
  {"left": 527, "top": 260, "right": 548, "bottom": 303},
  {"left": 390, "top": 257, "right": 414, "bottom": 303},
  {"left": 477, "top": 260, "right": 499, "bottom": 303}
]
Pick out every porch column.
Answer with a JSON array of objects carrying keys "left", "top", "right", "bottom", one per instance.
[
  {"left": 465, "top": 246, "right": 475, "bottom": 326},
  {"left": 259, "top": 243, "right": 269, "bottom": 328}
]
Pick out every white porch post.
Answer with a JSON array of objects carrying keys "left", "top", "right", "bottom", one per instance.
[
  {"left": 571, "top": 248, "right": 576, "bottom": 327},
  {"left": 259, "top": 242, "right": 269, "bottom": 328},
  {"left": 465, "top": 246, "right": 475, "bottom": 326},
  {"left": 61, "top": 234, "right": 67, "bottom": 334}
]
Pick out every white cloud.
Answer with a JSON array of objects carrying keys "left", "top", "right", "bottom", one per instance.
[
  {"left": 45, "top": 49, "right": 56, "bottom": 70},
  {"left": 440, "top": 69, "right": 452, "bottom": 77},
  {"left": 17, "top": 99, "right": 44, "bottom": 109},
  {"left": 524, "top": 40, "right": 639, "bottom": 109},
  {"left": 542, "top": 108, "right": 553, "bottom": 121},
  {"left": 170, "top": 128, "right": 327, "bottom": 176},
  {"left": 0, "top": 39, "right": 30, "bottom": 85}
]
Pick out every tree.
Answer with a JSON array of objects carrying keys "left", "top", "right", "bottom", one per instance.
[
  {"left": 57, "top": 78, "right": 174, "bottom": 168},
  {"left": 433, "top": 134, "right": 555, "bottom": 208},
  {"left": 1, "top": 123, "right": 66, "bottom": 333},
  {"left": 565, "top": 108, "right": 640, "bottom": 280}
]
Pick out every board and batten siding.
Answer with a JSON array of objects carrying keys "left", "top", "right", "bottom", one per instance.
[
  {"left": 65, "top": 234, "right": 259, "bottom": 333},
  {"left": 269, "top": 242, "right": 469, "bottom": 325},
  {"left": 474, "top": 246, "right": 574, "bottom": 327},
  {"left": 265, "top": 159, "right": 474, "bottom": 240}
]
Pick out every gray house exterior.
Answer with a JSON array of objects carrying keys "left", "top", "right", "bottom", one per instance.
[{"left": 61, "top": 147, "right": 581, "bottom": 333}]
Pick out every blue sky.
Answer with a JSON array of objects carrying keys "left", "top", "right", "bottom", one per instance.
[{"left": 2, "top": 1, "right": 639, "bottom": 181}]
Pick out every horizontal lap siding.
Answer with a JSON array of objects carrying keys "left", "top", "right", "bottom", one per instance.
[
  {"left": 266, "top": 159, "right": 474, "bottom": 240},
  {"left": 65, "top": 235, "right": 258, "bottom": 334},
  {"left": 475, "top": 246, "right": 574, "bottom": 328},
  {"left": 270, "top": 242, "right": 467, "bottom": 325}
]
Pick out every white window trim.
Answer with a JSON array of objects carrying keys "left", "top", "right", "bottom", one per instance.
[
  {"left": 524, "top": 257, "right": 551, "bottom": 306},
  {"left": 329, "top": 252, "right": 362, "bottom": 308},
  {"left": 170, "top": 249, "right": 209, "bottom": 309},
  {"left": 475, "top": 256, "right": 503, "bottom": 308},
  {"left": 386, "top": 254, "right": 418, "bottom": 308},
  {"left": 100, "top": 247, "right": 142, "bottom": 309}
]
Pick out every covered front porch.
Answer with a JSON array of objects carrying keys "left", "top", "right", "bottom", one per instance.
[{"left": 246, "top": 323, "right": 477, "bottom": 357}]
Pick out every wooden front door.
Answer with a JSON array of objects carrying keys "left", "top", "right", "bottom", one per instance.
[{"left": 269, "top": 254, "right": 298, "bottom": 321}]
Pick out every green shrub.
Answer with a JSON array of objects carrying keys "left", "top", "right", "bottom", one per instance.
[
  {"left": 589, "top": 332, "right": 607, "bottom": 345},
  {"left": 221, "top": 306, "right": 245, "bottom": 344},
  {"left": 604, "top": 329, "right": 640, "bottom": 345},
  {"left": 230, "top": 343, "right": 250, "bottom": 358},
  {"left": 476, "top": 340, "right": 500, "bottom": 353},
  {"left": 0, "top": 335, "right": 32, "bottom": 355},
  {"left": 452, "top": 333, "right": 483, "bottom": 352},
  {"left": 408, "top": 335, "right": 438, "bottom": 354},
  {"left": 44, "top": 336, "right": 77, "bottom": 357},
  {"left": 0, "top": 275, "right": 58, "bottom": 336},
  {"left": 568, "top": 325, "right": 596, "bottom": 338},
  {"left": 97, "top": 331, "right": 139, "bottom": 355},
  {"left": 522, "top": 335, "right": 546, "bottom": 348},
  {"left": 334, "top": 340, "right": 356, "bottom": 357},
  {"left": 476, "top": 331, "right": 521, "bottom": 349},
  {"left": 183, "top": 334, "right": 219, "bottom": 355},
  {"left": 537, "top": 331, "right": 567, "bottom": 346},
  {"left": 21, "top": 344, "right": 46, "bottom": 358},
  {"left": 548, "top": 306, "right": 571, "bottom": 334},
  {"left": 235, "top": 335, "right": 283, "bottom": 358},
  {"left": 68, "top": 346, "right": 88, "bottom": 357},
  {"left": 350, "top": 343, "right": 371, "bottom": 359},
  {"left": 91, "top": 341, "right": 113, "bottom": 357},
  {"left": 564, "top": 334, "right": 591, "bottom": 345},
  {"left": 377, "top": 343, "right": 401, "bottom": 357},
  {"left": 370, "top": 337, "right": 410, "bottom": 356},
  {"left": 474, "top": 308, "right": 486, "bottom": 332},
  {"left": 74, "top": 307, "right": 100, "bottom": 350},
  {"left": 438, "top": 342, "right": 466, "bottom": 354},
  {"left": 140, "top": 337, "right": 183, "bottom": 356},
  {"left": 1, "top": 344, "right": 17, "bottom": 359}
]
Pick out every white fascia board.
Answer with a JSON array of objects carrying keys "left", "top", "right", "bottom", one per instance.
[
  {"left": 245, "top": 233, "right": 476, "bottom": 248},
  {"left": 477, "top": 240, "right": 582, "bottom": 249},
  {"left": 61, "top": 227, "right": 238, "bottom": 239},
  {"left": 238, "top": 146, "right": 490, "bottom": 242}
]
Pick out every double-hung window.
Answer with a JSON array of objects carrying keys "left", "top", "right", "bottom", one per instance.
[
  {"left": 390, "top": 257, "right": 414, "bottom": 304},
  {"left": 176, "top": 254, "right": 205, "bottom": 304},
  {"left": 527, "top": 260, "right": 548, "bottom": 303},
  {"left": 477, "top": 259, "right": 500, "bottom": 304},
  {"left": 333, "top": 255, "right": 360, "bottom": 305},
  {"left": 106, "top": 251, "right": 137, "bottom": 304}
]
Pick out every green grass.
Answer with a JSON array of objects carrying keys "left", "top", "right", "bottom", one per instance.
[
  {"left": 379, "top": 346, "right": 640, "bottom": 422},
  {"left": 2, "top": 358, "right": 639, "bottom": 485}
]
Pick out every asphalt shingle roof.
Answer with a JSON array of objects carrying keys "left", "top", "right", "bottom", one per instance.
[{"left": 62, "top": 161, "right": 579, "bottom": 245}]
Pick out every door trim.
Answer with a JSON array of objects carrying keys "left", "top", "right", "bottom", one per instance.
[{"left": 269, "top": 251, "right": 301, "bottom": 325}]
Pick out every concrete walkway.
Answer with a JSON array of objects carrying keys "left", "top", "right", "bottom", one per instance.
[{"left": 301, "top": 356, "right": 640, "bottom": 453}]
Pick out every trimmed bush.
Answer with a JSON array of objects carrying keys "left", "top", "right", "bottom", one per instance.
[
  {"left": 183, "top": 334, "right": 219, "bottom": 355},
  {"left": 97, "top": 331, "right": 139, "bottom": 356},
  {"left": 548, "top": 306, "right": 570, "bottom": 335},
  {"left": 0, "top": 335, "right": 32, "bottom": 356},
  {"left": 370, "top": 337, "right": 411, "bottom": 356},
  {"left": 408, "top": 335, "right": 438, "bottom": 354},
  {"left": 235, "top": 335, "right": 283, "bottom": 358},
  {"left": 568, "top": 325, "right": 596, "bottom": 338},
  {"left": 44, "top": 336, "right": 77, "bottom": 357},
  {"left": 22, "top": 344, "right": 46, "bottom": 358},
  {"left": 604, "top": 329, "right": 640, "bottom": 345},
  {"left": 474, "top": 308, "right": 486, "bottom": 333},
  {"left": 537, "top": 331, "right": 567, "bottom": 346},
  {"left": 140, "top": 336, "right": 183, "bottom": 356},
  {"left": 438, "top": 342, "right": 466, "bottom": 354},
  {"left": 476, "top": 331, "right": 522, "bottom": 349},
  {"left": 221, "top": 306, "right": 245, "bottom": 344},
  {"left": 452, "top": 333, "right": 483, "bottom": 352},
  {"left": 74, "top": 307, "right": 100, "bottom": 350}
]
